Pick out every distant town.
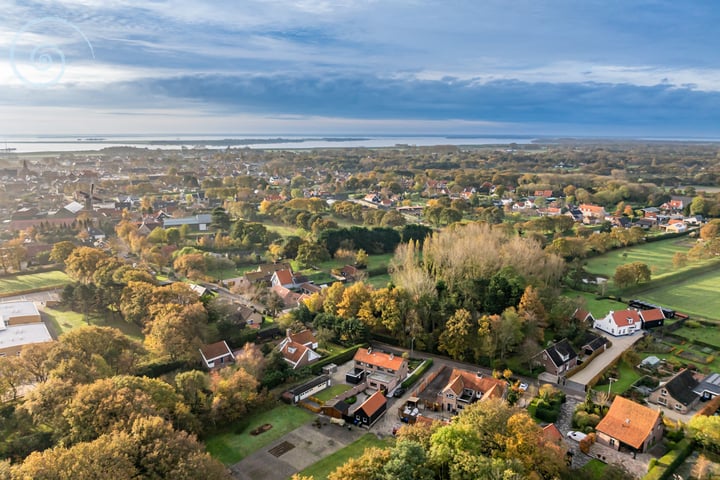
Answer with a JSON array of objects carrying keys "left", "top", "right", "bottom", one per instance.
[{"left": 0, "top": 141, "right": 718, "bottom": 479}]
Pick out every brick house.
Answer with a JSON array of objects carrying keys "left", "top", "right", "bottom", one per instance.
[
  {"left": 649, "top": 369, "right": 700, "bottom": 413},
  {"left": 596, "top": 396, "right": 664, "bottom": 453}
]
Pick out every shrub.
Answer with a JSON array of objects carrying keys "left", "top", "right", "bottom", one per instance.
[
  {"left": 685, "top": 320, "right": 702, "bottom": 329},
  {"left": 401, "top": 358, "right": 434, "bottom": 389}
]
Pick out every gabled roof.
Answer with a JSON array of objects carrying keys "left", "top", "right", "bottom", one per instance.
[
  {"left": 442, "top": 368, "right": 506, "bottom": 398},
  {"left": 290, "top": 329, "right": 317, "bottom": 347},
  {"left": 542, "top": 424, "right": 563, "bottom": 444},
  {"left": 595, "top": 396, "right": 661, "bottom": 449},
  {"left": 609, "top": 310, "right": 642, "bottom": 327},
  {"left": 273, "top": 269, "right": 294, "bottom": 286},
  {"left": 199, "top": 340, "right": 233, "bottom": 362},
  {"left": 660, "top": 369, "right": 700, "bottom": 406},
  {"left": 694, "top": 372, "right": 720, "bottom": 397},
  {"left": 573, "top": 308, "right": 594, "bottom": 322},
  {"left": 354, "top": 348, "right": 405, "bottom": 371},
  {"left": 358, "top": 390, "right": 386, "bottom": 417},
  {"left": 545, "top": 339, "right": 577, "bottom": 367},
  {"left": 280, "top": 341, "right": 310, "bottom": 365},
  {"left": 640, "top": 308, "right": 665, "bottom": 322}
]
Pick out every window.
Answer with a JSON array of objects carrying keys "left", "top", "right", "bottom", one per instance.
[
  {"left": 446, "top": 393, "right": 454, "bottom": 399},
  {"left": 675, "top": 404, "right": 682, "bottom": 411},
  {"left": 609, "top": 438, "right": 615, "bottom": 446},
  {"left": 660, "top": 389, "right": 667, "bottom": 396},
  {"left": 657, "top": 397, "right": 666, "bottom": 406}
]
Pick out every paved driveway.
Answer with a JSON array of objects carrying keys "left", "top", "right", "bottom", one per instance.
[
  {"left": 568, "top": 330, "right": 643, "bottom": 387},
  {"left": 229, "top": 421, "right": 366, "bottom": 480}
]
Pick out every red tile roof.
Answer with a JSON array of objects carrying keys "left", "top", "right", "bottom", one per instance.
[
  {"left": 542, "top": 424, "right": 563, "bottom": 444},
  {"left": 640, "top": 308, "right": 665, "bottom": 322},
  {"left": 200, "top": 341, "right": 233, "bottom": 361},
  {"left": 596, "top": 396, "right": 661, "bottom": 449},
  {"left": 274, "top": 269, "right": 294, "bottom": 285},
  {"left": 281, "top": 341, "right": 309, "bottom": 364},
  {"left": 290, "top": 329, "right": 317, "bottom": 347},
  {"left": 443, "top": 369, "right": 506, "bottom": 398},
  {"left": 354, "top": 348, "right": 405, "bottom": 371},
  {"left": 611, "top": 309, "right": 642, "bottom": 327},
  {"left": 358, "top": 390, "right": 386, "bottom": 417}
]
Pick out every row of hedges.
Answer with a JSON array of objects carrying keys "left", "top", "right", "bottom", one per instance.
[
  {"left": 401, "top": 359, "right": 434, "bottom": 389},
  {"left": 136, "top": 359, "right": 196, "bottom": 378},
  {"left": 586, "top": 355, "right": 623, "bottom": 390},
  {"left": 310, "top": 344, "right": 367, "bottom": 375},
  {"left": 643, "top": 438, "right": 694, "bottom": 480}
]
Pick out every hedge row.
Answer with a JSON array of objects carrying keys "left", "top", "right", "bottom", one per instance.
[
  {"left": 586, "top": 355, "right": 623, "bottom": 390},
  {"left": 311, "top": 344, "right": 367, "bottom": 375},
  {"left": 136, "top": 359, "right": 196, "bottom": 378},
  {"left": 643, "top": 438, "right": 694, "bottom": 480},
  {"left": 401, "top": 358, "right": 434, "bottom": 389}
]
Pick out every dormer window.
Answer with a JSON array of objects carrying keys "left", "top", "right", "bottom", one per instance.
[{"left": 288, "top": 347, "right": 296, "bottom": 354}]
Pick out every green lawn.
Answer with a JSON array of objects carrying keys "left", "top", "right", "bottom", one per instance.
[
  {"left": 584, "top": 237, "right": 702, "bottom": 280},
  {"left": 635, "top": 268, "right": 720, "bottom": 321},
  {"left": 593, "top": 360, "right": 641, "bottom": 395},
  {"left": 313, "top": 384, "right": 352, "bottom": 403},
  {"left": 366, "top": 273, "right": 392, "bottom": 289},
  {"left": 580, "top": 459, "right": 608, "bottom": 479},
  {"left": 204, "top": 405, "right": 314, "bottom": 465},
  {"left": 0, "top": 270, "right": 70, "bottom": 295},
  {"left": 42, "top": 307, "right": 144, "bottom": 340},
  {"left": 562, "top": 290, "right": 626, "bottom": 319},
  {"left": 296, "top": 433, "right": 393, "bottom": 480}
]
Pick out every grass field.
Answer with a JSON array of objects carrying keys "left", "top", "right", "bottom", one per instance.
[
  {"left": 204, "top": 405, "right": 314, "bottom": 465},
  {"left": 562, "top": 290, "right": 626, "bottom": 319},
  {"left": 296, "top": 433, "right": 393, "bottom": 480},
  {"left": 672, "top": 326, "right": 720, "bottom": 349},
  {"left": 584, "top": 237, "right": 701, "bottom": 280},
  {"left": 42, "top": 307, "right": 144, "bottom": 339},
  {"left": 0, "top": 270, "right": 70, "bottom": 295},
  {"left": 635, "top": 267, "right": 720, "bottom": 321}
]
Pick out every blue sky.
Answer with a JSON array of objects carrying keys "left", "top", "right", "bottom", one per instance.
[{"left": 1, "top": 0, "right": 720, "bottom": 136}]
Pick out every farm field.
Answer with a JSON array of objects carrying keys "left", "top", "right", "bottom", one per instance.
[
  {"left": 636, "top": 268, "right": 720, "bottom": 321},
  {"left": 672, "top": 326, "right": 720, "bottom": 349},
  {"left": 0, "top": 270, "right": 70, "bottom": 295},
  {"left": 297, "top": 433, "right": 393, "bottom": 480},
  {"left": 204, "top": 404, "right": 314, "bottom": 465},
  {"left": 584, "top": 237, "right": 701, "bottom": 280}
]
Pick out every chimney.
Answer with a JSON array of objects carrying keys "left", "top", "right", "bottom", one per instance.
[
  {"left": 389, "top": 353, "right": 394, "bottom": 360},
  {"left": 286, "top": 328, "right": 292, "bottom": 339},
  {"left": 367, "top": 347, "right": 372, "bottom": 354}
]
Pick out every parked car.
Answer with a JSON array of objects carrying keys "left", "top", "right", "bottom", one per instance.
[
  {"left": 392, "top": 387, "right": 406, "bottom": 398},
  {"left": 518, "top": 383, "right": 529, "bottom": 392},
  {"left": 566, "top": 431, "right": 587, "bottom": 442}
]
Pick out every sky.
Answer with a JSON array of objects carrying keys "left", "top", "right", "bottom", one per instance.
[{"left": 1, "top": 0, "right": 720, "bottom": 136}]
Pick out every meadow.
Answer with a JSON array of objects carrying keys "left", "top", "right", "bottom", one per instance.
[{"left": 0, "top": 270, "right": 70, "bottom": 295}]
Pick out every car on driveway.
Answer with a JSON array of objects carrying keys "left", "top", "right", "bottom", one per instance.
[
  {"left": 518, "top": 383, "right": 528, "bottom": 392},
  {"left": 566, "top": 431, "right": 587, "bottom": 442}
]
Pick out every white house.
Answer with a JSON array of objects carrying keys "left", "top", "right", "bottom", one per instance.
[{"left": 594, "top": 309, "right": 642, "bottom": 336}]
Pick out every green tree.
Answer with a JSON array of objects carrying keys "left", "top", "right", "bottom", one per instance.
[
  {"left": 295, "top": 242, "right": 330, "bottom": 267},
  {"left": 49, "top": 241, "right": 77, "bottom": 265},
  {"left": 438, "top": 309, "right": 475, "bottom": 361}
]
